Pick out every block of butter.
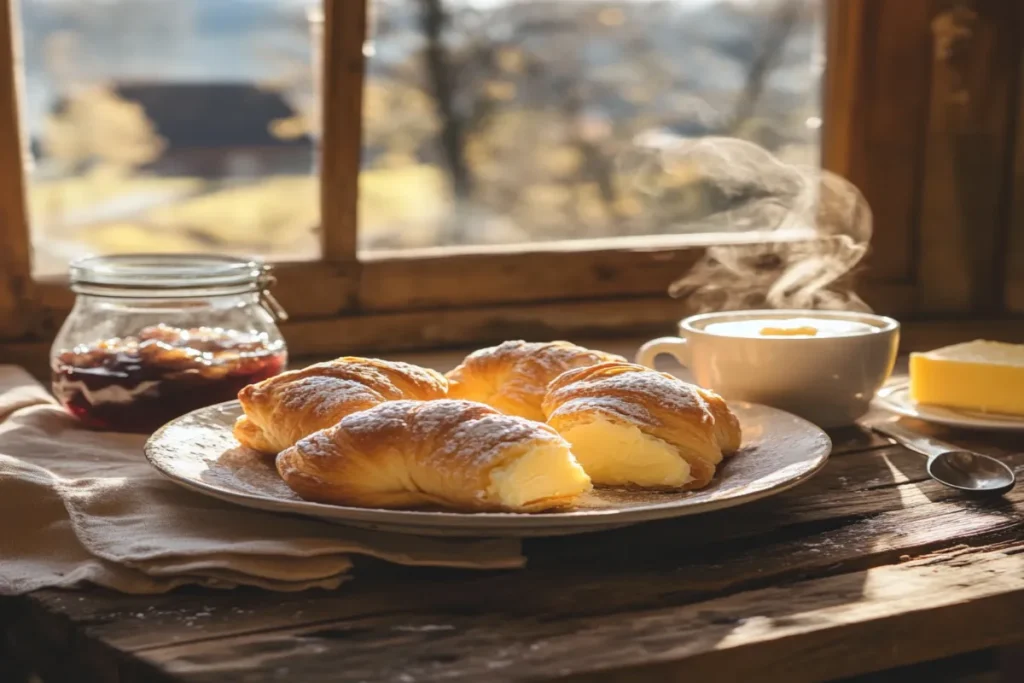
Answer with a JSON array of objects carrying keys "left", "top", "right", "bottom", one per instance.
[{"left": 910, "top": 340, "right": 1024, "bottom": 416}]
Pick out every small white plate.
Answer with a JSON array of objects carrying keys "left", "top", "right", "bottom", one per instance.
[
  {"left": 145, "top": 400, "right": 832, "bottom": 537},
  {"left": 875, "top": 382, "right": 1024, "bottom": 431}
]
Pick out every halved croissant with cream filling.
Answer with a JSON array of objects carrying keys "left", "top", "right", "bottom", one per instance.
[
  {"left": 234, "top": 357, "right": 448, "bottom": 454},
  {"left": 542, "top": 361, "right": 741, "bottom": 490},
  {"left": 276, "top": 399, "right": 592, "bottom": 512}
]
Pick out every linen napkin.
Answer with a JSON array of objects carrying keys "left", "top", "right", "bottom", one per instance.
[{"left": 0, "top": 365, "right": 524, "bottom": 595}]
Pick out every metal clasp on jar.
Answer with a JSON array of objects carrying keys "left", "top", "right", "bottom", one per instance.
[{"left": 258, "top": 266, "right": 289, "bottom": 322}]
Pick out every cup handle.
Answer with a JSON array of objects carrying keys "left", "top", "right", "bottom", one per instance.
[{"left": 635, "top": 337, "right": 690, "bottom": 369}]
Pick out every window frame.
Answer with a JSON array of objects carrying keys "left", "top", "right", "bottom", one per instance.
[{"left": 0, "top": 0, "right": 1020, "bottom": 367}]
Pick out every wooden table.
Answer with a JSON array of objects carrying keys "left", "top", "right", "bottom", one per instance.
[{"left": 3, "top": 348, "right": 1024, "bottom": 683}]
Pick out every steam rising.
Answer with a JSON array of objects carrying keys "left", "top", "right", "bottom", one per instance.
[{"left": 623, "top": 134, "right": 872, "bottom": 312}]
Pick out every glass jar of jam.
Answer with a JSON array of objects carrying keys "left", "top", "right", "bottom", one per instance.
[{"left": 50, "top": 254, "right": 288, "bottom": 433}]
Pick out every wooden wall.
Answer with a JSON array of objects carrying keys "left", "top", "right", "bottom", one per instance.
[{"left": 831, "top": 0, "right": 1023, "bottom": 320}]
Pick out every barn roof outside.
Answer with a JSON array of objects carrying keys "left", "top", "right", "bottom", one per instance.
[{"left": 52, "top": 82, "right": 312, "bottom": 149}]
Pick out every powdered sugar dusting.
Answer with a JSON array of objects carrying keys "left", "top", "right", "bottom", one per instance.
[
  {"left": 545, "top": 362, "right": 712, "bottom": 429},
  {"left": 277, "top": 377, "right": 384, "bottom": 417},
  {"left": 447, "top": 341, "right": 626, "bottom": 417},
  {"left": 553, "top": 395, "right": 657, "bottom": 425},
  {"left": 316, "top": 399, "right": 563, "bottom": 471},
  {"left": 252, "top": 358, "right": 446, "bottom": 407},
  {"left": 427, "top": 405, "right": 563, "bottom": 469},
  {"left": 240, "top": 357, "right": 448, "bottom": 449},
  {"left": 280, "top": 399, "right": 572, "bottom": 509}
]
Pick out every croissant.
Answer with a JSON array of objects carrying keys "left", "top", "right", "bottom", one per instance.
[
  {"left": 542, "top": 361, "right": 741, "bottom": 490},
  {"left": 234, "top": 357, "right": 448, "bottom": 454},
  {"left": 445, "top": 340, "right": 626, "bottom": 421},
  {"left": 276, "top": 399, "right": 592, "bottom": 512}
]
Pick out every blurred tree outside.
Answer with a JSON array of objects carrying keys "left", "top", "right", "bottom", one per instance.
[
  {"left": 43, "top": 86, "right": 165, "bottom": 174},
  {"left": 359, "top": 0, "right": 823, "bottom": 250}
]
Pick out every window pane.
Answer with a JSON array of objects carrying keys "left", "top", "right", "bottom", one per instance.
[
  {"left": 22, "top": 0, "right": 321, "bottom": 275},
  {"left": 359, "top": 0, "right": 823, "bottom": 251}
]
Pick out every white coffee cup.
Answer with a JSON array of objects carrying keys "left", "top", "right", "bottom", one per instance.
[{"left": 636, "top": 309, "right": 900, "bottom": 428}]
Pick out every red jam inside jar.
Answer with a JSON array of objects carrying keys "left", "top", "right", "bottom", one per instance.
[{"left": 52, "top": 324, "right": 286, "bottom": 433}]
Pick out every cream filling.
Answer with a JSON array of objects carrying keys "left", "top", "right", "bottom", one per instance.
[
  {"left": 487, "top": 445, "right": 591, "bottom": 509},
  {"left": 560, "top": 417, "right": 692, "bottom": 487}
]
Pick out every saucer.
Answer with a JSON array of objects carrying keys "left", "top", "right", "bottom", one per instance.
[{"left": 875, "top": 382, "right": 1024, "bottom": 431}]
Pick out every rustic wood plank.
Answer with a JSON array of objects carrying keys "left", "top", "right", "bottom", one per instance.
[
  {"left": 557, "top": 543, "right": 1024, "bottom": 683},
  {"left": 356, "top": 247, "right": 703, "bottom": 311},
  {"left": 822, "top": 0, "right": 866, "bottom": 180},
  {"left": 5, "top": 596, "right": 172, "bottom": 683},
  {"left": 1005, "top": 0, "right": 1024, "bottom": 314},
  {"left": 26, "top": 245, "right": 915, "bottom": 326},
  {"left": 0, "top": 0, "right": 35, "bottom": 338},
  {"left": 827, "top": 0, "right": 933, "bottom": 283},
  {"left": 318, "top": 0, "right": 365, "bottom": 263},
  {"left": 837, "top": 649, "right": 1004, "bottom": 683},
  {"left": 279, "top": 286, "right": 919, "bottom": 358},
  {"left": 281, "top": 296, "right": 694, "bottom": 356},
  {"left": 694, "top": 447, "right": 1024, "bottom": 536},
  {"left": 279, "top": 300, "right": 1003, "bottom": 359},
  {"left": 0, "top": 606, "right": 34, "bottom": 683},
  {"left": 1007, "top": 271, "right": 1024, "bottom": 313},
  {"left": 102, "top": 541, "right": 1024, "bottom": 683},
  {"left": 996, "top": 644, "right": 1024, "bottom": 683},
  {"left": 917, "top": 0, "right": 1020, "bottom": 313}
]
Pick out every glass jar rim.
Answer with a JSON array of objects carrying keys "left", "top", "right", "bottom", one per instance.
[{"left": 69, "top": 254, "right": 268, "bottom": 294}]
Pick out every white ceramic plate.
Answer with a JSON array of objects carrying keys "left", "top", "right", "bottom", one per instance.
[
  {"left": 145, "top": 401, "right": 832, "bottom": 537},
  {"left": 875, "top": 382, "right": 1024, "bottom": 431}
]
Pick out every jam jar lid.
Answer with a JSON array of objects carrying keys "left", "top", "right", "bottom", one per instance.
[
  {"left": 71, "top": 254, "right": 264, "bottom": 294},
  {"left": 68, "top": 254, "right": 287, "bottom": 320}
]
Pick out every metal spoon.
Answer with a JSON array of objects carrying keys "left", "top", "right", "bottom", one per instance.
[{"left": 869, "top": 420, "right": 1016, "bottom": 495}]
